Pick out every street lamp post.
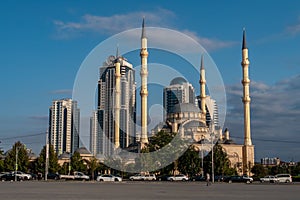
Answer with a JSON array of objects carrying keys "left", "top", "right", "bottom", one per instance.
[
  {"left": 201, "top": 143, "right": 204, "bottom": 176},
  {"left": 15, "top": 146, "right": 21, "bottom": 182},
  {"left": 211, "top": 132, "right": 214, "bottom": 183},
  {"left": 199, "top": 136, "right": 204, "bottom": 176},
  {"left": 210, "top": 119, "right": 215, "bottom": 184},
  {"left": 45, "top": 129, "right": 49, "bottom": 181}
]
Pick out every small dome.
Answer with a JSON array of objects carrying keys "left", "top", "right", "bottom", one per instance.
[
  {"left": 58, "top": 152, "right": 71, "bottom": 159},
  {"left": 170, "top": 103, "right": 200, "bottom": 114},
  {"left": 170, "top": 77, "right": 187, "bottom": 85},
  {"left": 75, "top": 147, "right": 91, "bottom": 155}
]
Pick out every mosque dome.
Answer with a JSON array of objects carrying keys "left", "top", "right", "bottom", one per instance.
[
  {"left": 170, "top": 77, "right": 187, "bottom": 85},
  {"left": 170, "top": 103, "right": 200, "bottom": 114}
]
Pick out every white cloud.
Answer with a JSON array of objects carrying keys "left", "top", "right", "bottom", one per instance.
[
  {"left": 53, "top": 9, "right": 175, "bottom": 38},
  {"left": 284, "top": 16, "right": 300, "bottom": 36},
  {"left": 50, "top": 89, "right": 73, "bottom": 95},
  {"left": 225, "top": 76, "right": 300, "bottom": 161},
  {"left": 53, "top": 9, "right": 236, "bottom": 51},
  {"left": 182, "top": 30, "right": 237, "bottom": 51},
  {"left": 286, "top": 17, "right": 300, "bottom": 35}
]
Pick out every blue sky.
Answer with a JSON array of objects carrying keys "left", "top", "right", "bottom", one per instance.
[{"left": 1, "top": 0, "right": 300, "bottom": 161}]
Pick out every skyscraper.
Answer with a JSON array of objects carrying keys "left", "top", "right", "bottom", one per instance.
[
  {"left": 90, "top": 110, "right": 98, "bottom": 156},
  {"left": 97, "top": 54, "right": 136, "bottom": 156},
  {"left": 163, "top": 77, "right": 195, "bottom": 120},
  {"left": 49, "top": 98, "right": 80, "bottom": 155}
]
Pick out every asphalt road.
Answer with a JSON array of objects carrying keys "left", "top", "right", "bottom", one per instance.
[{"left": 0, "top": 181, "right": 299, "bottom": 200}]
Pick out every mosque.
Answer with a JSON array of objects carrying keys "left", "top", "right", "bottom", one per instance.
[
  {"left": 141, "top": 23, "right": 255, "bottom": 176},
  {"left": 87, "top": 19, "right": 254, "bottom": 176}
]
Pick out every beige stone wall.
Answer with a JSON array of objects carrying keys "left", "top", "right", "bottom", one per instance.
[
  {"left": 220, "top": 144, "right": 244, "bottom": 175},
  {"left": 243, "top": 145, "right": 255, "bottom": 176}
]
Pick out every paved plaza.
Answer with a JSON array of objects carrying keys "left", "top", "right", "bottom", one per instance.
[{"left": 0, "top": 181, "right": 298, "bottom": 200}]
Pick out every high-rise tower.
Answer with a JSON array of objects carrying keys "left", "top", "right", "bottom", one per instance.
[
  {"left": 163, "top": 77, "right": 195, "bottom": 121},
  {"left": 90, "top": 110, "right": 98, "bottom": 156},
  {"left": 140, "top": 18, "right": 149, "bottom": 145},
  {"left": 241, "top": 29, "right": 254, "bottom": 175},
  {"left": 49, "top": 98, "right": 80, "bottom": 155},
  {"left": 97, "top": 54, "right": 136, "bottom": 156}
]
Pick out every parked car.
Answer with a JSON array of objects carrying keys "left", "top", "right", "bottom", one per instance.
[
  {"left": 59, "top": 171, "right": 89, "bottom": 181},
  {"left": 97, "top": 174, "right": 122, "bottom": 182},
  {"left": 12, "top": 171, "right": 32, "bottom": 180},
  {"left": 275, "top": 174, "right": 292, "bottom": 183},
  {"left": 0, "top": 172, "right": 24, "bottom": 181},
  {"left": 47, "top": 173, "right": 60, "bottom": 180},
  {"left": 143, "top": 174, "right": 156, "bottom": 181},
  {"left": 190, "top": 175, "right": 206, "bottom": 181},
  {"left": 129, "top": 174, "right": 144, "bottom": 181},
  {"left": 260, "top": 175, "right": 278, "bottom": 183},
  {"left": 225, "top": 175, "right": 253, "bottom": 183},
  {"left": 0, "top": 172, "right": 9, "bottom": 178},
  {"left": 30, "top": 173, "right": 38, "bottom": 180},
  {"left": 129, "top": 173, "right": 156, "bottom": 181},
  {"left": 167, "top": 174, "right": 189, "bottom": 181},
  {"left": 156, "top": 174, "right": 170, "bottom": 181}
]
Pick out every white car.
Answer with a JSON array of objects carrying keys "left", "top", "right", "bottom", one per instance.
[
  {"left": 12, "top": 171, "right": 32, "bottom": 180},
  {"left": 260, "top": 175, "right": 278, "bottom": 183},
  {"left": 97, "top": 174, "right": 122, "bottom": 182},
  {"left": 167, "top": 174, "right": 189, "bottom": 181},
  {"left": 129, "top": 174, "right": 144, "bottom": 181},
  {"left": 129, "top": 174, "right": 156, "bottom": 181},
  {"left": 143, "top": 174, "right": 156, "bottom": 181},
  {"left": 275, "top": 174, "right": 292, "bottom": 183}
]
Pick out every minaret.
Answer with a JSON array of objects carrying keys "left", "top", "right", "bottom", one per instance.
[
  {"left": 114, "top": 47, "right": 121, "bottom": 148},
  {"left": 199, "top": 54, "right": 206, "bottom": 123},
  {"left": 241, "top": 29, "right": 254, "bottom": 175},
  {"left": 140, "top": 18, "right": 149, "bottom": 144},
  {"left": 241, "top": 29, "right": 252, "bottom": 146}
]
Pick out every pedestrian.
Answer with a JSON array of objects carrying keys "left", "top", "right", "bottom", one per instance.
[{"left": 206, "top": 173, "right": 210, "bottom": 186}]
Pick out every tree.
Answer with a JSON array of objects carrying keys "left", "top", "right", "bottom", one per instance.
[
  {"left": 143, "top": 131, "right": 188, "bottom": 175},
  {"left": 59, "top": 162, "right": 69, "bottom": 175},
  {"left": 4, "top": 141, "right": 29, "bottom": 172},
  {"left": 36, "top": 145, "right": 59, "bottom": 174},
  {"left": 251, "top": 164, "right": 267, "bottom": 178},
  {"left": 71, "top": 152, "right": 86, "bottom": 172},
  {"left": 291, "top": 162, "right": 300, "bottom": 176},
  {"left": 268, "top": 165, "right": 288, "bottom": 175},
  {"left": 0, "top": 148, "right": 4, "bottom": 172},
  {"left": 85, "top": 157, "right": 99, "bottom": 180},
  {"left": 146, "top": 131, "right": 176, "bottom": 152},
  {"left": 203, "top": 144, "right": 236, "bottom": 176},
  {"left": 177, "top": 146, "right": 201, "bottom": 177}
]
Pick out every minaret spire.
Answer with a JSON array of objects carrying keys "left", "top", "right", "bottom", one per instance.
[
  {"left": 241, "top": 29, "right": 251, "bottom": 146},
  {"left": 242, "top": 28, "right": 247, "bottom": 49},
  {"left": 116, "top": 44, "right": 119, "bottom": 58},
  {"left": 141, "top": 17, "right": 146, "bottom": 39},
  {"left": 201, "top": 54, "right": 204, "bottom": 70},
  {"left": 199, "top": 54, "right": 206, "bottom": 122},
  {"left": 241, "top": 28, "right": 254, "bottom": 176},
  {"left": 140, "top": 18, "right": 149, "bottom": 145}
]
